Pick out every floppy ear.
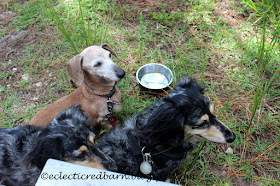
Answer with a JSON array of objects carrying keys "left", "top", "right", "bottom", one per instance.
[
  {"left": 22, "top": 136, "right": 63, "bottom": 169},
  {"left": 161, "top": 108, "right": 185, "bottom": 147},
  {"left": 66, "top": 55, "right": 84, "bottom": 86},
  {"left": 101, "top": 44, "right": 120, "bottom": 60},
  {"left": 136, "top": 103, "right": 185, "bottom": 147}
]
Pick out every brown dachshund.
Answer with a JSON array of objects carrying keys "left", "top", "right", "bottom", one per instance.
[{"left": 30, "top": 44, "right": 125, "bottom": 129}]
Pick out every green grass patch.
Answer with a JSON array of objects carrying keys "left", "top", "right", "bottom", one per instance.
[{"left": 0, "top": 0, "right": 279, "bottom": 185}]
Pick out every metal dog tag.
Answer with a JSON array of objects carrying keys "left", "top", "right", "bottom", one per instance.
[
  {"left": 107, "top": 99, "right": 122, "bottom": 113},
  {"left": 112, "top": 101, "right": 122, "bottom": 112},
  {"left": 140, "top": 147, "right": 153, "bottom": 175},
  {"left": 140, "top": 153, "right": 152, "bottom": 174}
]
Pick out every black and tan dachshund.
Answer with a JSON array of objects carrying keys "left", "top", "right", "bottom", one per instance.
[
  {"left": 99, "top": 77, "right": 235, "bottom": 181},
  {"left": 0, "top": 105, "right": 117, "bottom": 186}
]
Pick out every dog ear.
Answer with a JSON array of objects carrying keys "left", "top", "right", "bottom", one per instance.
[
  {"left": 67, "top": 55, "right": 84, "bottom": 86},
  {"left": 174, "top": 77, "right": 192, "bottom": 89},
  {"left": 22, "top": 135, "right": 63, "bottom": 169},
  {"left": 174, "top": 77, "right": 204, "bottom": 93},
  {"left": 101, "top": 44, "right": 120, "bottom": 60},
  {"left": 136, "top": 103, "right": 185, "bottom": 147},
  {"left": 162, "top": 108, "right": 185, "bottom": 147}
]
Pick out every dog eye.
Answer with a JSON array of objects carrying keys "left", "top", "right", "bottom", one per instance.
[
  {"left": 94, "top": 62, "right": 102, "bottom": 67},
  {"left": 192, "top": 120, "right": 209, "bottom": 129},
  {"left": 109, "top": 53, "right": 112, "bottom": 58}
]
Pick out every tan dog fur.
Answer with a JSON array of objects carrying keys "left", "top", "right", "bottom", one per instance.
[{"left": 29, "top": 45, "right": 125, "bottom": 129}]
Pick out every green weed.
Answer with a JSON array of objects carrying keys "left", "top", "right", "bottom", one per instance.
[
  {"left": 45, "top": 0, "right": 114, "bottom": 54},
  {"left": 242, "top": 0, "right": 280, "bottom": 70},
  {"left": 248, "top": 65, "right": 280, "bottom": 131},
  {"left": 1, "top": 0, "right": 279, "bottom": 185}
]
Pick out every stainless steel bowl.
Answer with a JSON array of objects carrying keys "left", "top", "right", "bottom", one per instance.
[{"left": 136, "top": 63, "right": 173, "bottom": 92}]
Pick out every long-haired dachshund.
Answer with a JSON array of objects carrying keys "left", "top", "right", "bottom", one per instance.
[
  {"left": 0, "top": 105, "right": 116, "bottom": 186},
  {"left": 98, "top": 77, "right": 235, "bottom": 181}
]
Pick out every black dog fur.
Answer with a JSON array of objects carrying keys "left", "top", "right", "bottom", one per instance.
[
  {"left": 0, "top": 105, "right": 117, "bottom": 186},
  {"left": 98, "top": 77, "right": 235, "bottom": 181}
]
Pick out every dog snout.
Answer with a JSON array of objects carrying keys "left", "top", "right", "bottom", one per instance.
[
  {"left": 225, "top": 129, "right": 235, "bottom": 143},
  {"left": 113, "top": 65, "right": 125, "bottom": 79}
]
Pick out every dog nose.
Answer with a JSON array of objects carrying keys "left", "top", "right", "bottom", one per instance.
[
  {"left": 114, "top": 65, "right": 125, "bottom": 79},
  {"left": 117, "top": 69, "right": 125, "bottom": 79},
  {"left": 225, "top": 131, "right": 236, "bottom": 143}
]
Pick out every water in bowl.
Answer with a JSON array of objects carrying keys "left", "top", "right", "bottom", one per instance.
[{"left": 140, "top": 73, "right": 169, "bottom": 89}]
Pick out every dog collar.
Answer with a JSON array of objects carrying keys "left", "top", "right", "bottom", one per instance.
[
  {"left": 91, "top": 83, "right": 121, "bottom": 114},
  {"left": 90, "top": 85, "right": 116, "bottom": 98},
  {"left": 84, "top": 80, "right": 116, "bottom": 99},
  {"left": 103, "top": 85, "right": 116, "bottom": 98},
  {"left": 90, "top": 82, "right": 121, "bottom": 127}
]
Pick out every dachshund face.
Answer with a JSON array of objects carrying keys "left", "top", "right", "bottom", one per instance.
[
  {"left": 183, "top": 102, "right": 235, "bottom": 143},
  {"left": 24, "top": 105, "right": 117, "bottom": 171},
  {"left": 169, "top": 78, "right": 235, "bottom": 144},
  {"left": 81, "top": 46, "right": 125, "bottom": 82},
  {"left": 67, "top": 45, "right": 125, "bottom": 87},
  {"left": 62, "top": 132, "right": 117, "bottom": 171}
]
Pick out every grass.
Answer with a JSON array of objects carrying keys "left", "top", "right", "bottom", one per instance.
[{"left": 0, "top": 0, "right": 279, "bottom": 185}]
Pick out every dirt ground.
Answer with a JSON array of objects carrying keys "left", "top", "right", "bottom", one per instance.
[
  {"left": 0, "top": 0, "right": 249, "bottom": 122},
  {"left": 1, "top": 1, "right": 70, "bottom": 122},
  {"left": 1, "top": 0, "right": 279, "bottom": 185}
]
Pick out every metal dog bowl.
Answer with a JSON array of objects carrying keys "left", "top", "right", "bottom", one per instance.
[{"left": 136, "top": 63, "right": 173, "bottom": 92}]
